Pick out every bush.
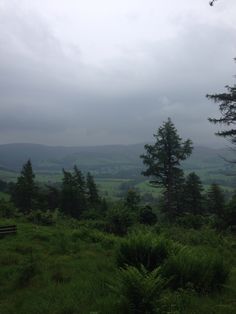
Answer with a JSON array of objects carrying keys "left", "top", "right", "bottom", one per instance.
[
  {"left": 0, "top": 199, "right": 17, "bottom": 218},
  {"left": 106, "top": 207, "right": 133, "bottom": 236},
  {"left": 139, "top": 206, "right": 157, "bottom": 225},
  {"left": 27, "top": 210, "right": 54, "bottom": 226},
  {"left": 176, "top": 213, "right": 205, "bottom": 229},
  {"left": 71, "top": 227, "right": 116, "bottom": 249},
  {"left": 112, "top": 266, "right": 166, "bottom": 314},
  {"left": 162, "top": 246, "right": 230, "bottom": 293},
  {"left": 117, "top": 232, "right": 171, "bottom": 271}
]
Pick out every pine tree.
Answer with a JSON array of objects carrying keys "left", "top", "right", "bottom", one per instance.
[
  {"left": 124, "top": 189, "right": 140, "bottom": 211},
  {"left": 61, "top": 169, "right": 77, "bottom": 217},
  {"left": 11, "top": 159, "right": 37, "bottom": 214},
  {"left": 141, "top": 118, "right": 193, "bottom": 219},
  {"left": 86, "top": 172, "right": 100, "bottom": 205},
  {"left": 207, "top": 59, "right": 236, "bottom": 145},
  {"left": 61, "top": 166, "right": 87, "bottom": 218},
  {"left": 225, "top": 193, "right": 236, "bottom": 229},
  {"left": 73, "top": 166, "right": 87, "bottom": 211},
  {"left": 183, "top": 172, "right": 203, "bottom": 215},
  {"left": 206, "top": 183, "right": 225, "bottom": 217}
]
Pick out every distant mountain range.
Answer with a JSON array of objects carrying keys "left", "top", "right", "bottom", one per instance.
[{"left": 0, "top": 143, "right": 235, "bottom": 186}]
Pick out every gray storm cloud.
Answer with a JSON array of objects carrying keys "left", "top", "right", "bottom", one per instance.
[{"left": 0, "top": 0, "right": 235, "bottom": 146}]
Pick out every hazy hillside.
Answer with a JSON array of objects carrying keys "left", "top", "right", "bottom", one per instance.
[{"left": 0, "top": 143, "right": 235, "bottom": 187}]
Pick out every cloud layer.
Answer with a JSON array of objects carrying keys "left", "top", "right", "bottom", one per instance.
[{"left": 0, "top": 0, "right": 236, "bottom": 146}]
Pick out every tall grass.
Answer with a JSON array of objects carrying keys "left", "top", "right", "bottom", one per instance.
[
  {"left": 162, "top": 246, "right": 230, "bottom": 293},
  {"left": 117, "top": 232, "right": 171, "bottom": 271}
]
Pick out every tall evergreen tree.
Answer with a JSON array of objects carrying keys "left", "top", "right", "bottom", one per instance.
[
  {"left": 124, "top": 189, "right": 140, "bottom": 211},
  {"left": 61, "top": 169, "right": 77, "bottom": 217},
  {"left": 86, "top": 172, "right": 100, "bottom": 205},
  {"left": 225, "top": 192, "right": 236, "bottom": 229},
  {"left": 11, "top": 159, "right": 37, "bottom": 214},
  {"left": 183, "top": 172, "right": 203, "bottom": 215},
  {"left": 206, "top": 183, "right": 225, "bottom": 217},
  {"left": 61, "top": 166, "right": 87, "bottom": 218},
  {"left": 73, "top": 166, "right": 87, "bottom": 210},
  {"left": 141, "top": 118, "right": 193, "bottom": 219},
  {"left": 207, "top": 59, "right": 236, "bottom": 145}
]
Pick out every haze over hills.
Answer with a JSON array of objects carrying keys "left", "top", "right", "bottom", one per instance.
[{"left": 0, "top": 143, "right": 235, "bottom": 188}]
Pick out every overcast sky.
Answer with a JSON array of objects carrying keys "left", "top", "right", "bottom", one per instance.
[{"left": 0, "top": 0, "right": 235, "bottom": 147}]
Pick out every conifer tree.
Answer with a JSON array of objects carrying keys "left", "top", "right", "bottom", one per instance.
[
  {"left": 61, "top": 166, "right": 87, "bottom": 218},
  {"left": 61, "top": 169, "right": 77, "bottom": 217},
  {"left": 124, "top": 189, "right": 140, "bottom": 211},
  {"left": 73, "top": 166, "right": 87, "bottom": 210},
  {"left": 86, "top": 172, "right": 100, "bottom": 205},
  {"left": 183, "top": 172, "right": 203, "bottom": 215},
  {"left": 141, "top": 118, "right": 192, "bottom": 219},
  {"left": 206, "top": 183, "right": 225, "bottom": 217},
  {"left": 207, "top": 59, "right": 236, "bottom": 145},
  {"left": 12, "top": 159, "right": 37, "bottom": 214}
]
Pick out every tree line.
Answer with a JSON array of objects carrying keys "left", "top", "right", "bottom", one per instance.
[
  {"left": 141, "top": 118, "right": 236, "bottom": 229},
  {"left": 9, "top": 161, "right": 104, "bottom": 219}
]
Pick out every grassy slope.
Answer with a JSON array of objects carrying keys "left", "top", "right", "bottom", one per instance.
[{"left": 0, "top": 218, "right": 235, "bottom": 314}]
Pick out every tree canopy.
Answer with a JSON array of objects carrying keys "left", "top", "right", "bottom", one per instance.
[
  {"left": 141, "top": 118, "right": 193, "bottom": 219},
  {"left": 207, "top": 59, "right": 236, "bottom": 145}
]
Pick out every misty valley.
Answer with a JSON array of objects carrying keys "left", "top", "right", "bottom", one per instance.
[
  {"left": 0, "top": 120, "right": 236, "bottom": 314},
  {"left": 1, "top": 0, "right": 236, "bottom": 313}
]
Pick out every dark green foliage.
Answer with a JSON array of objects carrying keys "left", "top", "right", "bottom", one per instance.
[
  {"left": 141, "top": 118, "right": 193, "bottom": 219},
  {"left": 86, "top": 172, "right": 100, "bottom": 205},
  {"left": 0, "top": 179, "right": 8, "bottom": 192},
  {"left": 211, "top": 191, "right": 236, "bottom": 231},
  {"left": 51, "top": 261, "right": 71, "bottom": 284},
  {"left": 106, "top": 206, "right": 133, "bottom": 236},
  {"left": 61, "top": 166, "right": 87, "bottom": 219},
  {"left": 206, "top": 183, "right": 225, "bottom": 217},
  {"left": 162, "top": 247, "right": 230, "bottom": 293},
  {"left": 176, "top": 213, "right": 205, "bottom": 229},
  {"left": 183, "top": 172, "right": 204, "bottom": 215},
  {"left": 16, "top": 248, "right": 39, "bottom": 287},
  {"left": 138, "top": 206, "right": 157, "bottom": 225},
  {"left": 224, "top": 192, "right": 236, "bottom": 230},
  {"left": 124, "top": 189, "right": 141, "bottom": 211},
  {"left": 11, "top": 160, "right": 37, "bottom": 213},
  {"left": 27, "top": 210, "right": 54, "bottom": 226},
  {"left": 44, "top": 185, "right": 60, "bottom": 211},
  {"left": 0, "top": 199, "right": 17, "bottom": 218},
  {"left": 117, "top": 232, "right": 171, "bottom": 271},
  {"left": 51, "top": 232, "right": 71, "bottom": 254},
  {"left": 207, "top": 60, "right": 236, "bottom": 144},
  {"left": 114, "top": 266, "right": 166, "bottom": 314}
]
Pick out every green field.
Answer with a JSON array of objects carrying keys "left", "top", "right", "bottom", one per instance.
[{"left": 0, "top": 217, "right": 235, "bottom": 314}]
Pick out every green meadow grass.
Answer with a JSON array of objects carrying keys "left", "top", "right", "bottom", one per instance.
[{"left": 0, "top": 217, "right": 235, "bottom": 314}]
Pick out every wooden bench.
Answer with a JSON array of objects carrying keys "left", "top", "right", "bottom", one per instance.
[{"left": 0, "top": 225, "right": 17, "bottom": 236}]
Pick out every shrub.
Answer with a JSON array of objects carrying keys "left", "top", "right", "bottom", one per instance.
[
  {"left": 162, "top": 247, "right": 230, "bottom": 293},
  {"left": 0, "top": 199, "right": 17, "bottom": 218},
  {"left": 113, "top": 266, "right": 166, "bottom": 314},
  {"left": 106, "top": 207, "right": 133, "bottom": 236},
  {"left": 138, "top": 206, "right": 157, "bottom": 225},
  {"left": 72, "top": 227, "right": 116, "bottom": 249},
  {"left": 27, "top": 210, "right": 54, "bottom": 226},
  {"left": 117, "top": 232, "right": 171, "bottom": 271},
  {"left": 176, "top": 214, "right": 205, "bottom": 229}
]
